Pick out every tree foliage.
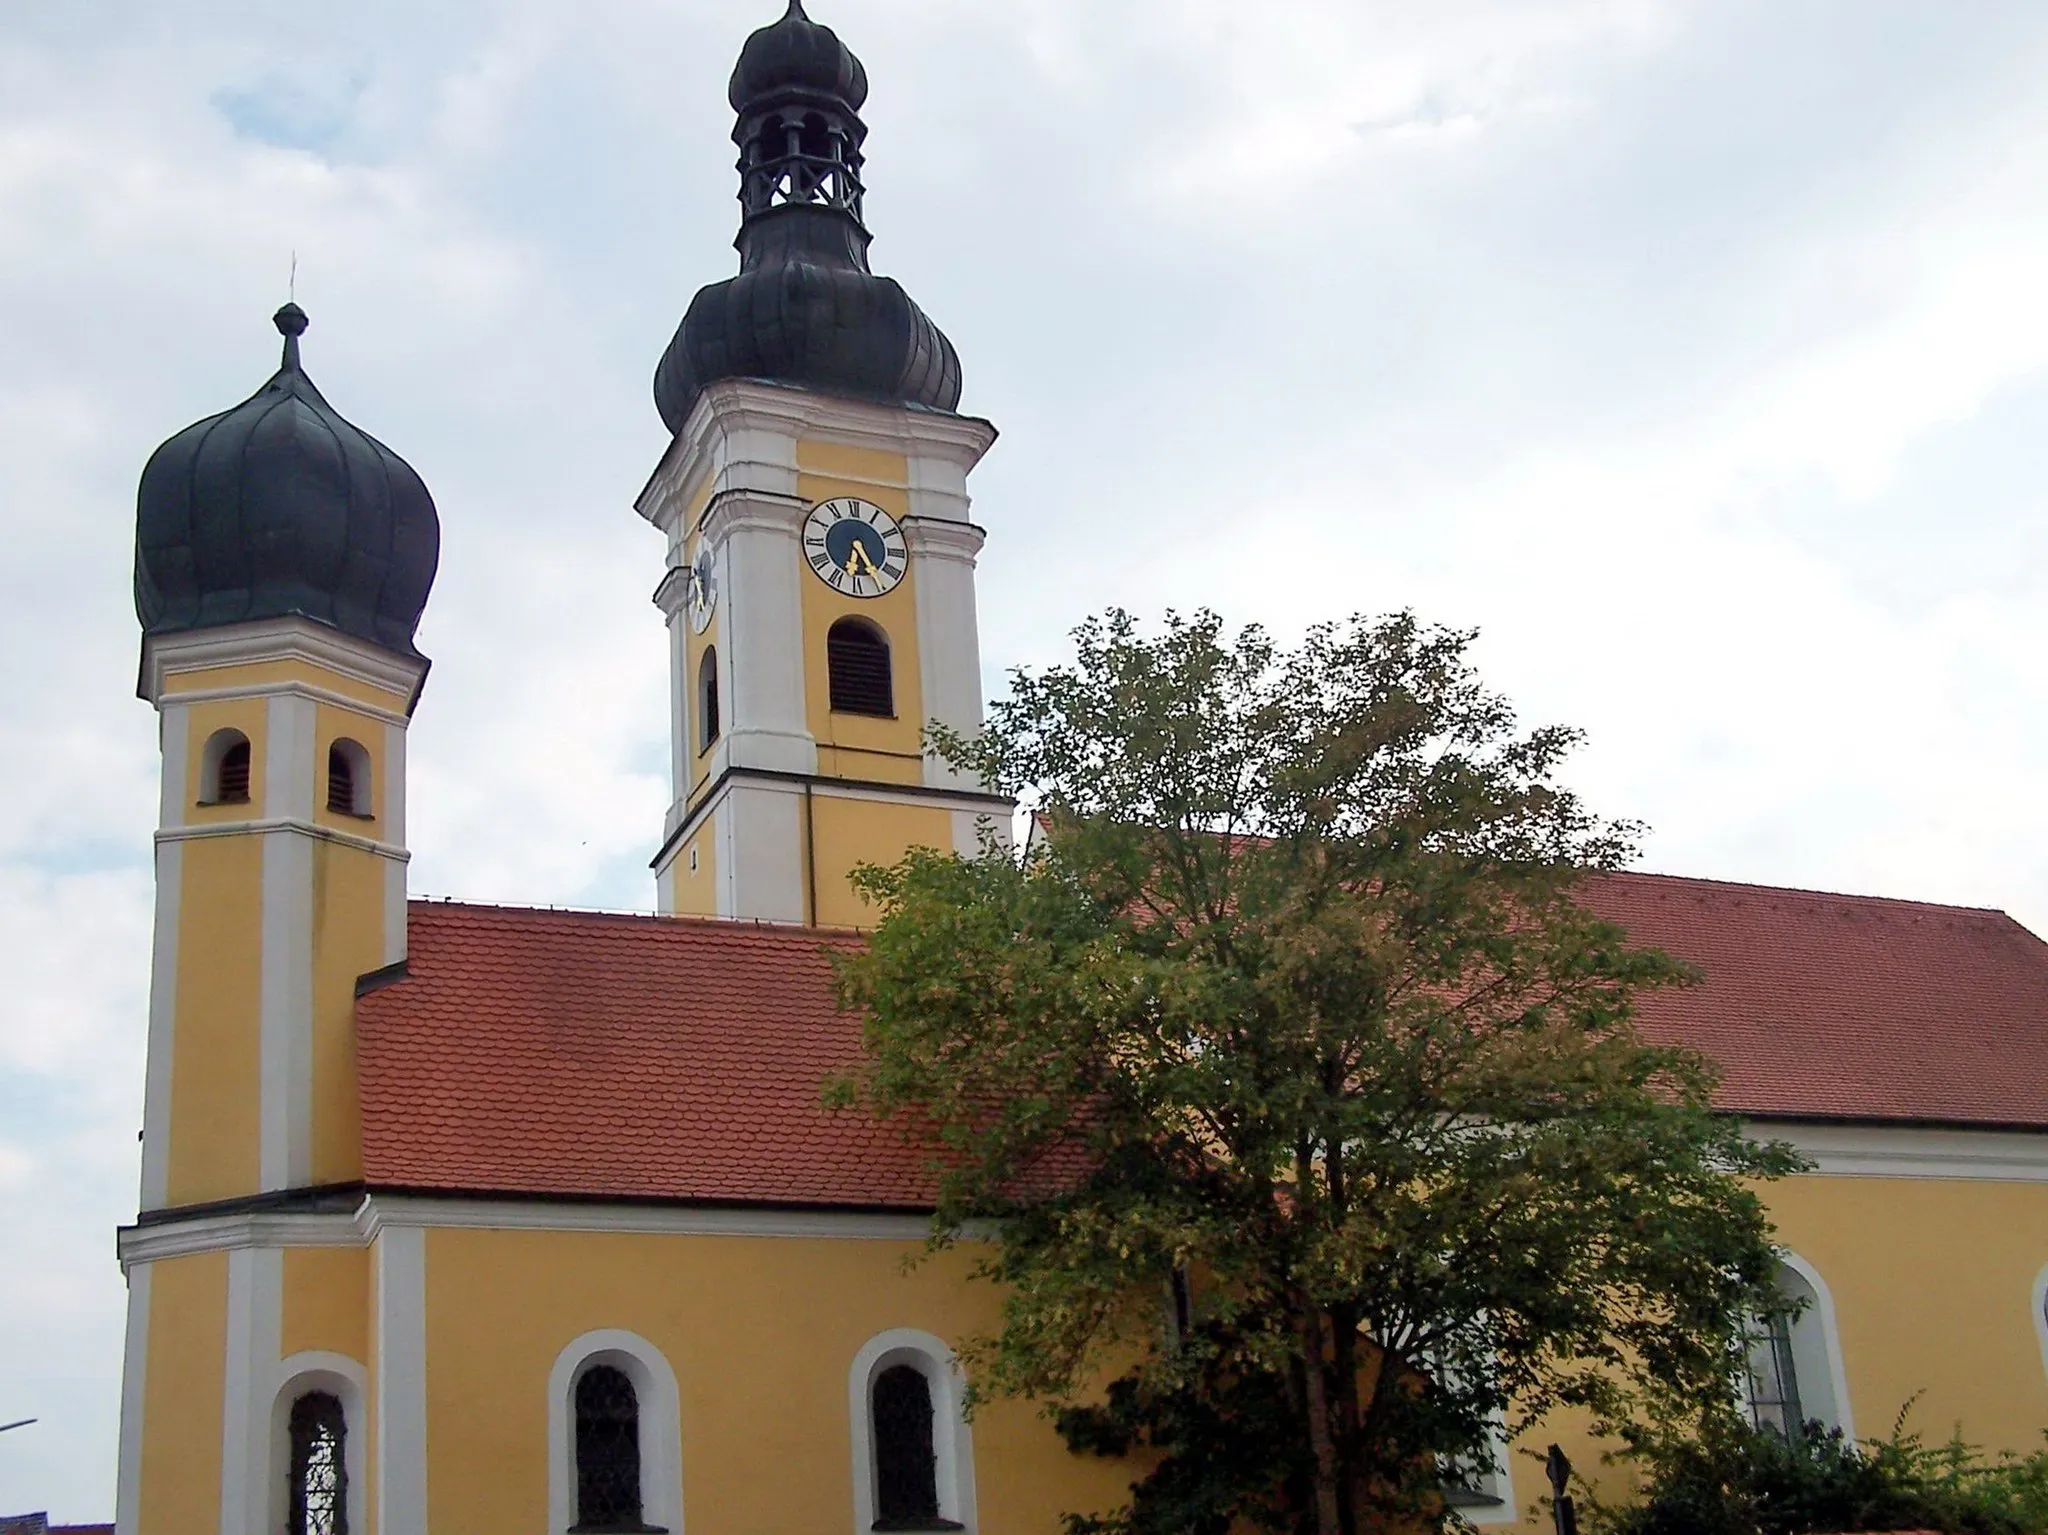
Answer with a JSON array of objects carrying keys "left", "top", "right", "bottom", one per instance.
[{"left": 832, "top": 609, "right": 1804, "bottom": 1535}]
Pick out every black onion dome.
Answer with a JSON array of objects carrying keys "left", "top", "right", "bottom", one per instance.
[
  {"left": 729, "top": 0, "right": 867, "bottom": 113},
  {"left": 135, "top": 304, "right": 440, "bottom": 658},
  {"left": 654, "top": 2, "right": 962, "bottom": 435}
]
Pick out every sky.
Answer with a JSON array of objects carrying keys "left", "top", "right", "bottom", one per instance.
[{"left": 4, "top": 0, "right": 2048, "bottom": 1519}]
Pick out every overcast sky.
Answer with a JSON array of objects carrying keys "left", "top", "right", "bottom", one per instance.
[{"left": 5, "top": 0, "right": 2048, "bottom": 1518}]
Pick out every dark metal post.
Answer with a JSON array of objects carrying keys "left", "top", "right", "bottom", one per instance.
[{"left": 1545, "top": 1444, "right": 1579, "bottom": 1535}]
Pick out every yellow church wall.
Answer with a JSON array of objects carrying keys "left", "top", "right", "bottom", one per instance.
[
  {"left": 160, "top": 656, "right": 412, "bottom": 714},
  {"left": 1764, "top": 1174, "right": 2048, "bottom": 1451},
  {"left": 281, "top": 1247, "right": 371, "bottom": 1365},
  {"left": 670, "top": 816, "right": 720, "bottom": 917},
  {"left": 796, "top": 438, "right": 910, "bottom": 488},
  {"left": 420, "top": 1224, "right": 1133, "bottom": 1535},
  {"left": 165, "top": 834, "right": 262, "bottom": 1204},
  {"left": 809, "top": 796, "right": 954, "bottom": 929},
  {"left": 138, "top": 1252, "right": 227, "bottom": 1535}
]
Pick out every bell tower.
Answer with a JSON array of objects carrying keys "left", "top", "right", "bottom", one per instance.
[
  {"left": 119, "top": 304, "right": 439, "bottom": 1535},
  {"left": 641, "top": 0, "right": 1011, "bottom": 926}
]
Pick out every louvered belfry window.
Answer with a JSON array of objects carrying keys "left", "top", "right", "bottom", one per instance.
[
  {"left": 828, "top": 618, "right": 893, "bottom": 717},
  {"left": 873, "top": 1364, "right": 953, "bottom": 1530},
  {"left": 288, "top": 1390, "right": 347, "bottom": 1535},
  {"left": 697, "top": 647, "right": 720, "bottom": 753},
  {"left": 573, "top": 1365, "right": 645, "bottom": 1533},
  {"left": 326, "top": 744, "right": 355, "bottom": 813},
  {"left": 217, "top": 738, "right": 252, "bottom": 803}
]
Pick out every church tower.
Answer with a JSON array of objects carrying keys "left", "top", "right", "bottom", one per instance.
[
  {"left": 641, "top": 0, "right": 1010, "bottom": 925},
  {"left": 119, "top": 304, "right": 438, "bottom": 1535}
]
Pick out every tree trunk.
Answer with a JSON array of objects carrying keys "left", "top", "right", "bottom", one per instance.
[{"left": 1297, "top": 1298, "right": 1345, "bottom": 1535}]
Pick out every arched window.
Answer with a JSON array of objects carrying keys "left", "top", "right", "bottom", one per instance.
[
  {"left": 326, "top": 738, "right": 372, "bottom": 817},
  {"left": 849, "top": 1330, "right": 975, "bottom": 1535},
  {"left": 1744, "top": 1256, "right": 1848, "bottom": 1439},
  {"left": 828, "top": 618, "right": 893, "bottom": 717},
  {"left": 574, "top": 1365, "right": 649, "bottom": 1533},
  {"left": 873, "top": 1366, "right": 955, "bottom": 1530},
  {"left": 200, "top": 728, "right": 252, "bottom": 805},
  {"left": 288, "top": 1390, "right": 348, "bottom": 1535},
  {"left": 697, "top": 647, "right": 720, "bottom": 754},
  {"left": 548, "top": 1333, "right": 681, "bottom": 1535}
]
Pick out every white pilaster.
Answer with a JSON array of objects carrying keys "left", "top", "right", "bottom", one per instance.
[
  {"left": 139, "top": 837, "right": 182, "bottom": 1212},
  {"left": 374, "top": 1224, "right": 429, "bottom": 1535},
  {"left": 259, "top": 827, "right": 315, "bottom": 1192},
  {"left": 382, "top": 718, "right": 410, "bottom": 965},
  {"left": 113, "top": 1262, "right": 152, "bottom": 1535},
  {"left": 708, "top": 491, "right": 817, "bottom": 776},
  {"left": 904, "top": 517, "right": 988, "bottom": 791},
  {"left": 219, "top": 1245, "right": 283, "bottom": 1535}
]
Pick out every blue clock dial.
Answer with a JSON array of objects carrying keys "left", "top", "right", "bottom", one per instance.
[{"left": 801, "top": 498, "right": 908, "bottom": 598}]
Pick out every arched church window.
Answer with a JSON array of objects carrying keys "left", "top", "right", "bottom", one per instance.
[
  {"left": 828, "top": 618, "right": 893, "bottom": 717},
  {"left": 1743, "top": 1309, "right": 1802, "bottom": 1439},
  {"left": 872, "top": 1364, "right": 959, "bottom": 1531},
  {"left": 287, "top": 1390, "right": 348, "bottom": 1535},
  {"left": 573, "top": 1364, "right": 654, "bottom": 1533},
  {"left": 697, "top": 648, "right": 720, "bottom": 753},
  {"left": 327, "top": 738, "right": 372, "bottom": 817},
  {"left": 200, "top": 728, "right": 252, "bottom": 805},
  {"left": 1742, "top": 1258, "right": 1844, "bottom": 1439}
]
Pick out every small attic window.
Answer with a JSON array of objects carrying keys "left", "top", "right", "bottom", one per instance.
[
  {"left": 327, "top": 739, "right": 373, "bottom": 818},
  {"left": 200, "top": 729, "right": 252, "bottom": 806}
]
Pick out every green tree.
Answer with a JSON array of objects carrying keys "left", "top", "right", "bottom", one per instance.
[{"left": 833, "top": 610, "right": 1804, "bottom": 1535}]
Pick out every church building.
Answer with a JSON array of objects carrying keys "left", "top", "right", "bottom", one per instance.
[{"left": 112, "top": 5, "right": 2048, "bottom": 1533}]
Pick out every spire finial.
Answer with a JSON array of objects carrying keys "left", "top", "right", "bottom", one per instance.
[{"left": 273, "top": 302, "right": 308, "bottom": 372}]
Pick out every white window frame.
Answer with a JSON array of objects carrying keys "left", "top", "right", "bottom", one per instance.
[
  {"left": 199, "top": 725, "right": 253, "bottom": 805},
  {"left": 326, "top": 736, "right": 374, "bottom": 817},
  {"left": 267, "top": 1351, "right": 369, "bottom": 1535},
  {"left": 1775, "top": 1252, "right": 1854, "bottom": 1438},
  {"left": 847, "top": 1327, "right": 978, "bottom": 1535},
  {"left": 547, "top": 1329, "right": 685, "bottom": 1535}
]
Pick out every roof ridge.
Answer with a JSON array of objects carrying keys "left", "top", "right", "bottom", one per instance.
[
  {"left": 405, "top": 896, "right": 869, "bottom": 940},
  {"left": 1594, "top": 867, "right": 2012, "bottom": 920}
]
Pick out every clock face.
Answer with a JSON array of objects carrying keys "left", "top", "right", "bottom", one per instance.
[
  {"left": 802, "top": 498, "right": 907, "bottom": 599},
  {"left": 685, "top": 545, "right": 717, "bottom": 634}
]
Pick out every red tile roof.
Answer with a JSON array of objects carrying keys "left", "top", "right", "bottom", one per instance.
[
  {"left": 357, "top": 904, "right": 943, "bottom": 1207},
  {"left": 357, "top": 876, "right": 2048, "bottom": 1208},
  {"left": 1584, "top": 871, "right": 2048, "bottom": 1129}
]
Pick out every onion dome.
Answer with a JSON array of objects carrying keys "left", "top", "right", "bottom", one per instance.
[
  {"left": 135, "top": 304, "right": 440, "bottom": 659},
  {"left": 653, "top": 1, "right": 962, "bottom": 436}
]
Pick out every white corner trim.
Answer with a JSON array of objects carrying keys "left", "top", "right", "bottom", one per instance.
[
  {"left": 143, "top": 617, "right": 426, "bottom": 707},
  {"left": 268, "top": 1352, "right": 369, "bottom": 1535},
  {"left": 159, "top": 702, "right": 192, "bottom": 829},
  {"left": 259, "top": 829, "right": 315, "bottom": 1191},
  {"left": 1778, "top": 1250, "right": 1856, "bottom": 1442},
  {"left": 139, "top": 839, "right": 182, "bottom": 1212},
  {"left": 2031, "top": 1262, "right": 2048, "bottom": 1393},
  {"left": 1749, "top": 1121, "right": 2048, "bottom": 1182},
  {"left": 547, "top": 1330, "right": 685, "bottom": 1535},
  {"left": 114, "top": 1262, "right": 152, "bottom": 1535},
  {"left": 900, "top": 516, "right": 987, "bottom": 563},
  {"left": 847, "top": 1327, "right": 978, "bottom": 1535},
  {"left": 374, "top": 1225, "right": 428, "bottom": 1535}
]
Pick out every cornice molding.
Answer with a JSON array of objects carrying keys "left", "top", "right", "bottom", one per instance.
[
  {"left": 143, "top": 617, "right": 428, "bottom": 713},
  {"left": 638, "top": 380, "right": 998, "bottom": 530},
  {"left": 902, "top": 516, "right": 987, "bottom": 564},
  {"left": 154, "top": 678, "right": 413, "bottom": 729},
  {"left": 156, "top": 817, "right": 411, "bottom": 862},
  {"left": 117, "top": 1192, "right": 950, "bottom": 1267},
  {"left": 1749, "top": 1119, "right": 2048, "bottom": 1182}
]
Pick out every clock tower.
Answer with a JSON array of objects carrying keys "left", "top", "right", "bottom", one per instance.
[{"left": 640, "top": 0, "right": 1010, "bottom": 926}]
